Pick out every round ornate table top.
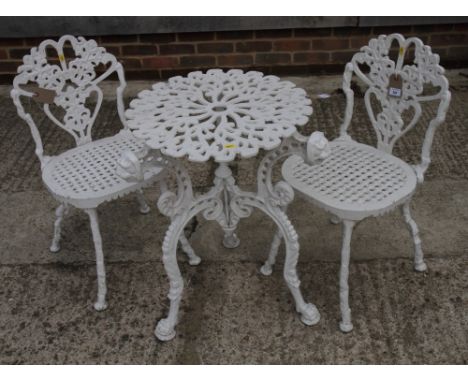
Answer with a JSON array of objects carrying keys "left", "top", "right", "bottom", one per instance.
[{"left": 125, "top": 69, "right": 313, "bottom": 162}]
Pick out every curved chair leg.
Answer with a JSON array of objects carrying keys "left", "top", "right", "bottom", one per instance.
[
  {"left": 179, "top": 233, "right": 201, "bottom": 265},
  {"left": 339, "top": 219, "right": 355, "bottom": 333},
  {"left": 401, "top": 200, "right": 427, "bottom": 272},
  {"left": 85, "top": 208, "right": 108, "bottom": 311},
  {"left": 260, "top": 204, "right": 289, "bottom": 276},
  {"left": 135, "top": 189, "right": 151, "bottom": 214},
  {"left": 50, "top": 203, "right": 68, "bottom": 252},
  {"left": 260, "top": 229, "right": 282, "bottom": 276}
]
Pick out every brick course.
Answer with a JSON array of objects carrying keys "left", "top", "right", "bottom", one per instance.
[{"left": 0, "top": 23, "right": 467, "bottom": 83}]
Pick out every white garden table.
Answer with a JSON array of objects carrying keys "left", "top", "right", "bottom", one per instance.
[{"left": 123, "top": 69, "right": 321, "bottom": 341}]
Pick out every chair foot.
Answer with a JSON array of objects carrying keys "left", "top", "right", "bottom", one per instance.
[
  {"left": 188, "top": 256, "right": 202, "bottom": 266},
  {"left": 414, "top": 260, "right": 428, "bottom": 272},
  {"left": 93, "top": 300, "right": 108, "bottom": 311},
  {"left": 155, "top": 318, "right": 176, "bottom": 341},
  {"left": 339, "top": 321, "right": 354, "bottom": 333},
  {"left": 139, "top": 205, "right": 151, "bottom": 215},
  {"left": 50, "top": 243, "right": 60, "bottom": 253},
  {"left": 260, "top": 264, "right": 273, "bottom": 276},
  {"left": 298, "top": 303, "right": 321, "bottom": 326}
]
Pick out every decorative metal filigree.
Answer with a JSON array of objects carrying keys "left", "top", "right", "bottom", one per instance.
[
  {"left": 11, "top": 35, "right": 127, "bottom": 165},
  {"left": 125, "top": 69, "right": 313, "bottom": 162},
  {"left": 340, "top": 33, "right": 451, "bottom": 181}
]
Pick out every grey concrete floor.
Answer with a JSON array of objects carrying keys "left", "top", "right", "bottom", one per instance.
[{"left": 0, "top": 71, "right": 467, "bottom": 364}]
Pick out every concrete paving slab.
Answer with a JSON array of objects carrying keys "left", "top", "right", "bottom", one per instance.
[
  {"left": 0, "top": 256, "right": 466, "bottom": 364},
  {"left": 1, "top": 178, "right": 467, "bottom": 266}
]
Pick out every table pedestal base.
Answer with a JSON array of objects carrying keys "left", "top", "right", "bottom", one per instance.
[
  {"left": 222, "top": 233, "right": 240, "bottom": 249},
  {"left": 154, "top": 150, "right": 320, "bottom": 341}
]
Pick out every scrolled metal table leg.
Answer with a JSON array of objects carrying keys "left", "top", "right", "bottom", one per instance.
[
  {"left": 256, "top": 136, "right": 306, "bottom": 276},
  {"left": 155, "top": 149, "right": 320, "bottom": 341},
  {"left": 260, "top": 229, "right": 282, "bottom": 276},
  {"left": 230, "top": 190, "right": 320, "bottom": 327},
  {"left": 155, "top": 214, "right": 186, "bottom": 341},
  {"left": 269, "top": 204, "right": 320, "bottom": 326},
  {"left": 155, "top": 169, "right": 225, "bottom": 341}
]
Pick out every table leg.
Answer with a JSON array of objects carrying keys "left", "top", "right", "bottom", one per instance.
[
  {"left": 254, "top": 137, "right": 320, "bottom": 324},
  {"left": 155, "top": 157, "right": 320, "bottom": 341},
  {"left": 260, "top": 219, "right": 283, "bottom": 276},
  {"left": 155, "top": 181, "right": 226, "bottom": 341},
  {"left": 229, "top": 189, "right": 320, "bottom": 326},
  {"left": 154, "top": 213, "right": 186, "bottom": 341}
]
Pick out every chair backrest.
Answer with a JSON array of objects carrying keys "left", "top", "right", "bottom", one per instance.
[
  {"left": 10, "top": 35, "right": 128, "bottom": 168},
  {"left": 339, "top": 33, "right": 451, "bottom": 182}
]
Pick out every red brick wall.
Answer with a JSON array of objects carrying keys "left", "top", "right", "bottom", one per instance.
[{"left": 1, "top": 23, "right": 467, "bottom": 83}]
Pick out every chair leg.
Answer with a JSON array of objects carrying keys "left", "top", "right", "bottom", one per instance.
[
  {"left": 50, "top": 203, "right": 68, "bottom": 252},
  {"left": 260, "top": 229, "right": 282, "bottom": 276},
  {"left": 339, "top": 219, "right": 355, "bottom": 333},
  {"left": 85, "top": 208, "right": 108, "bottom": 311},
  {"left": 401, "top": 200, "right": 427, "bottom": 272},
  {"left": 135, "top": 189, "right": 150, "bottom": 214},
  {"left": 178, "top": 233, "right": 201, "bottom": 265}
]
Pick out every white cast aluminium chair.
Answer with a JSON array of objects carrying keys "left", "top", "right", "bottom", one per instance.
[
  {"left": 10, "top": 35, "right": 199, "bottom": 311},
  {"left": 261, "top": 34, "right": 451, "bottom": 332}
]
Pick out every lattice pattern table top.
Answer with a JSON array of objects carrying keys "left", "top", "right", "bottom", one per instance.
[
  {"left": 282, "top": 140, "right": 418, "bottom": 220},
  {"left": 125, "top": 69, "right": 313, "bottom": 163},
  {"left": 42, "top": 131, "right": 161, "bottom": 208}
]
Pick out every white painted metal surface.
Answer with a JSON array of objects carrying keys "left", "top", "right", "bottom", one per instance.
[
  {"left": 262, "top": 34, "right": 451, "bottom": 333},
  {"left": 125, "top": 69, "right": 312, "bottom": 162},
  {"left": 42, "top": 130, "right": 161, "bottom": 209},
  {"left": 283, "top": 139, "right": 418, "bottom": 220},
  {"left": 10, "top": 35, "right": 196, "bottom": 311},
  {"left": 124, "top": 69, "right": 322, "bottom": 341}
]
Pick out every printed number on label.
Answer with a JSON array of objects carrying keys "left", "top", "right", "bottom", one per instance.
[{"left": 388, "top": 87, "right": 402, "bottom": 97}]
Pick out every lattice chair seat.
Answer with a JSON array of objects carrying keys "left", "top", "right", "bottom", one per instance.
[
  {"left": 282, "top": 139, "right": 417, "bottom": 220},
  {"left": 42, "top": 130, "right": 163, "bottom": 209}
]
